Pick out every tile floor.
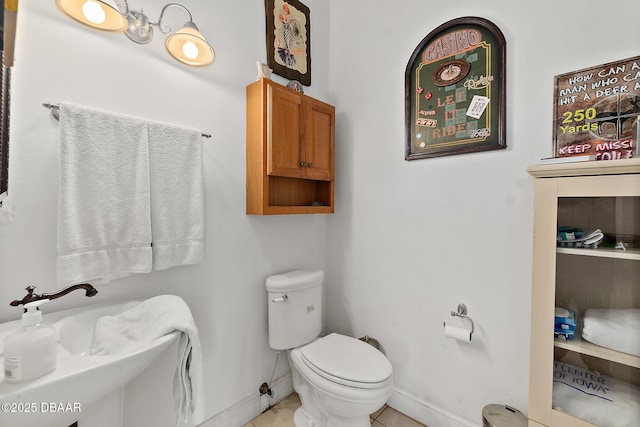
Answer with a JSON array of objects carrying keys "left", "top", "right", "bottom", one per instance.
[{"left": 245, "top": 393, "right": 427, "bottom": 427}]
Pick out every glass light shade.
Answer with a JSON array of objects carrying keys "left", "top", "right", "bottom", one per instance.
[
  {"left": 165, "top": 25, "right": 215, "bottom": 67},
  {"left": 56, "top": 0, "right": 127, "bottom": 32}
]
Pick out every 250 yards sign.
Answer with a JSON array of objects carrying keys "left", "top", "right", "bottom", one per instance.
[{"left": 553, "top": 55, "right": 640, "bottom": 160}]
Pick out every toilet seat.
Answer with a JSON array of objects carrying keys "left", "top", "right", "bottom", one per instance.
[{"left": 299, "top": 333, "right": 392, "bottom": 389}]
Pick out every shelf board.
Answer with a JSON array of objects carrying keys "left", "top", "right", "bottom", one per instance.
[
  {"left": 556, "top": 246, "right": 640, "bottom": 260},
  {"left": 261, "top": 205, "right": 334, "bottom": 215},
  {"left": 554, "top": 335, "right": 640, "bottom": 368},
  {"left": 528, "top": 158, "right": 640, "bottom": 178}
]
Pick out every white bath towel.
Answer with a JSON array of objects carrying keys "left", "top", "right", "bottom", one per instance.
[
  {"left": 582, "top": 308, "right": 640, "bottom": 357},
  {"left": 57, "top": 102, "right": 153, "bottom": 286},
  {"left": 92, "top": 295, "right": 205, "bottom": 426},
  {"left": 148, "top": 121, "right": 205, "bottom": 270}
]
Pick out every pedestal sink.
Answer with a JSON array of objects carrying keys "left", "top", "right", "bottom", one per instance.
[{"left": 0, "top": 299, "right": 179, "bottom": 427}]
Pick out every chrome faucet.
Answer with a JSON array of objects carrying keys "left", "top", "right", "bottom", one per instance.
[{"left": 10, "top": 284, "right": 98, "bottom": 307}]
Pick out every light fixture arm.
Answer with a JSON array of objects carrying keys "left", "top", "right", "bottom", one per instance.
[
  {"left": 113, "top": 0, "right": 131, "bottom": 15},
  {"left": 154, "top": 3, "right": 195, "bottom": 35},
  {"left": 55, "top": 0, "right": 214, "bottom": 66}
]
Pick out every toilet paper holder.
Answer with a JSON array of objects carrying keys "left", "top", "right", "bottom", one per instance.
[{"left": 444, "top": 303, "right": 475, "bottom": 339}]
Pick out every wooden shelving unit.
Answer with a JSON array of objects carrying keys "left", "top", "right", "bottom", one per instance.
[
  {"left": 246, "top": 78, "right": 335, "bottom": 215},
  {"left": 528, "top": 160, "right": 640, "bottom": 427}
]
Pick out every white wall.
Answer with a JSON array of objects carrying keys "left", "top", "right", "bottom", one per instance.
[
  {"left": 0, "top": 0, "right": 329, "bottom": 425},
  {"left": 2, "top": 1, "right": 639, "bottom": 426},
  {"left": 325, "top": 1, "right": 639, "bottom": 425}
]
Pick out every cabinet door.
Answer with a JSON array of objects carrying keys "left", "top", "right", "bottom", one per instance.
[
  {"left": 267, "top": 83, "right": 304, "bottom": 178},
  {"left": 529, "top": 171, "right": 640, "bottom": 427},
  {"left": 552, "top": 189, "right": 640, "bottom": 427},
  {"left": 304, "top": 98, "right": 335, "bottom": 181}
]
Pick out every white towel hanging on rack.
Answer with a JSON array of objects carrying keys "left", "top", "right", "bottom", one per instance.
[
  {"left": 148, "top": 120, "right": 205, "bottom": 270},
  {"left": 56, "top": 102, "right": 153, "bottom": 285},
  {"left": 55, "top": 102, "right": 206, "bottom": 285}
]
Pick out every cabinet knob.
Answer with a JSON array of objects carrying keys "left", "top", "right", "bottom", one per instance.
[
  {"left": 299, "top": 161, "right": 306, "bottom": 167},
  {"left": 307, "top": 163, "right": 314, "bottom": 168}
]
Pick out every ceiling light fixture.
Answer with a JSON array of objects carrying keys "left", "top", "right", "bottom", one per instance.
[{"left": 55, "top": 0, "right": 215, "bottom": 67}]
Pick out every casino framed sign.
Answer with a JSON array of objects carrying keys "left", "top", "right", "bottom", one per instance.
[{"left": 404, "top": 17, "right": 506, "bottom": 160}]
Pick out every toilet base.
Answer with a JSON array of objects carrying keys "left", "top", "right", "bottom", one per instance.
[
  {"left": 290, "top": 355, "right": 387, "bottom": 427},
  {"left": 293, "top": 407, "right": 309, "bottom": 427},
  {"left": 287, "top": 340, "right": 392, "bottom": 427},
  {"left": 293, "top": 405, "right": 371, "bottom": 427}
]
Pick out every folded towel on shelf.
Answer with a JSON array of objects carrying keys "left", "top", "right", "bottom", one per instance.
[
  {"left": 553, "top": 361, "right": 640, "bottom": 427},
  {"left": 148, "top": 121, "right": 205, "bottom": 271},
  {"left": 92, "top": 295, "right": 205, "bottom": 426},
  {"left": 582, "top": 308, "right": 640, "bottom": 357},
  {"left": 56, "top": 102, "right": 153, "bottom": 286}
]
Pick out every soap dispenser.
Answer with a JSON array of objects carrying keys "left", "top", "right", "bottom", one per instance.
[{"left": 3, "top": 299, "right": 58, "bottom": 383}]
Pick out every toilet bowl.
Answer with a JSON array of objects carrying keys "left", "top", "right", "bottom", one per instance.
[
  {"left": 266, "top": 270, "right": 393, "bottom": 427},
  {"left": 289, "top": 333, "right": 393, "bottom": 427}
]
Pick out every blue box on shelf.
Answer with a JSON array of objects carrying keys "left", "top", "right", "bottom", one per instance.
[{"left": 554, "top": 307, "right": 576, "bottom": 340}]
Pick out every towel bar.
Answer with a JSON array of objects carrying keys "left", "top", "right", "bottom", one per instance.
[{"left": 43, "top": 103, "right": 212, "bottom": 139}]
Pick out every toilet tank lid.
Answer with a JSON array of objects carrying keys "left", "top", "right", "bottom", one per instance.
[{"left": 266, "top": 270, "right": 324, "bottom": 292}]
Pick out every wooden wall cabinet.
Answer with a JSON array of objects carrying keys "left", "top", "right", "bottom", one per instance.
[
  {"left": 527, "top": 159, "right": 640, "bottom": 427},
  {"left": 246, "top": 78, "right": 335, "bottom": 215}
]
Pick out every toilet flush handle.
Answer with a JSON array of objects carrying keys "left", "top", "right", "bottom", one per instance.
[{"left": 272, "top": 294, "right": 288, "bottom": 303}]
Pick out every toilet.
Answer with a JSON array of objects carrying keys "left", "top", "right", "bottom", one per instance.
[{"left": 266, "top": 270, "right": 393, "bottom": 427}]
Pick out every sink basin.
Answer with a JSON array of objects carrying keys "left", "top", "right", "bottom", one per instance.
[{"left": 0, "top": 299, "right": 178, "bottom": 427}]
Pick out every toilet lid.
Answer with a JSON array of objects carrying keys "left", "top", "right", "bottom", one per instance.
[{"left": 300, "top": 333, "right": 392, "bottom": 385}]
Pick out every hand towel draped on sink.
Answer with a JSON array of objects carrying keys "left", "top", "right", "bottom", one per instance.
[{"left": 91, "top": 295, "right": 204, "bottom": 426}]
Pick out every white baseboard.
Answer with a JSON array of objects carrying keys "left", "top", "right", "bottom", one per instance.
[
  {"left": 200, "top": 377, "right": 480, "bottom": 427},
  {"left": 387, "top": 387, "right": 479, "bottom": 427},
  {"left": 199, "top": 373, "right": 294, "bottom": 427}
]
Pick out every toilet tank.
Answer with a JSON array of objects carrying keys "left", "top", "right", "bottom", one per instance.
[{"left": 266, "top": 270, "right": 323, "bottom": 350}]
